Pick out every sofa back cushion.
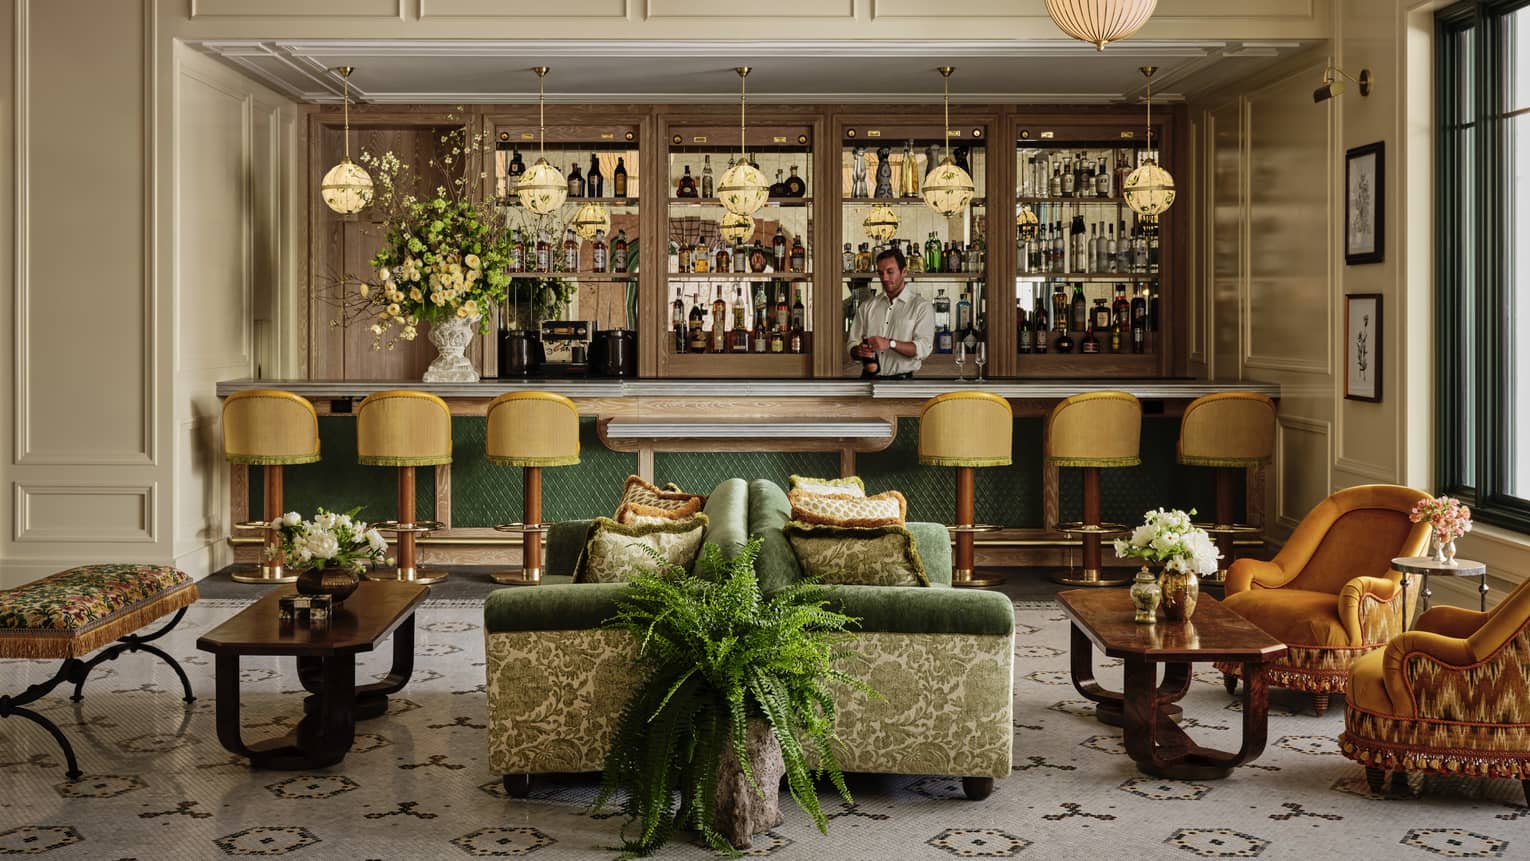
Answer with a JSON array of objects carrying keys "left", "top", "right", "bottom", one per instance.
[
  {"left": 700, "top": 478, "right": 750, "bottom": 563},
  {"left": 748, "top": 479, "right": 804, "bottom": 595}
]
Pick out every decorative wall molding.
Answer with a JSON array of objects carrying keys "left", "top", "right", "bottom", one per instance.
[
  {"left": 871, "top": 0, "right": 1316, "bottom": 21},
  {"left": 191, "top": 0, "right": 405, "bottom": 19},
  {"left": 1333, "top": 455, "right": 1395, "bottom": 483},
  {"left": 646, "top": 0, "right": 850, "bottom": 18},
  {"left": 424, "top": 0, "right": 630, "bottom": 17},
  {"left": 14, "top": 483, "right": 158, "bottom": 543},
  {"left": 1275, "top": 415, "right": 1331, "bottom": 528}
]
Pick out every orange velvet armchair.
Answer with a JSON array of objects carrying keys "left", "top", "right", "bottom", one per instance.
[
  {"left": 1215, "top": 485, "right": 1431, "bottom": 716},
  {"left": 1340, "top": 577, "right": 1530, "bottom": 806}
]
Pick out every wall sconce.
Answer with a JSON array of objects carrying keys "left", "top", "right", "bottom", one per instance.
[{"left": 1314, "top": 66, "right": 1373, "bottom": 103}]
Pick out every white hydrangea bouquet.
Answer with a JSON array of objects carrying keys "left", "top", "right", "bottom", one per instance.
[
  {"left": 267, "top": 507, "right": 389, "bottom": 573},
  {"left": 1112, "top": 507, "right": 1221, "bottom": 575}
]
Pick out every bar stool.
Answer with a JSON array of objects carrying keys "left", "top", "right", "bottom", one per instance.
[
  {"left": 356, "top": 390, "right": 452, "bottom": 585},
  {"left": 1178, "top": 392, "right": 1276, "bottom": 581},
  {"left": 222, "top": 390, "right": 319, "bottom": 584},
  {"left": 918, "top": 391, "right": 1013, "bottom": 589},
  {"left": 1047, "top": 391, "right": 1142, "bottom": 587},
  {"left": 485, "top": 392, "right": 581, "bottom": 585}
]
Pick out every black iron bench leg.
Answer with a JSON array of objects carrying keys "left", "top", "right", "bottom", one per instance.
[
  {"left": 1, "top": 659, "right": 84, "bottom": 780},
  {"left": 71, "top": 607, "right": 195, "bottom": 704}
]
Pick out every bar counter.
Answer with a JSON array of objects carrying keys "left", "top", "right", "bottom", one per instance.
[{"left": 218, "top": 377, "right": 1278, "bottom": 568}]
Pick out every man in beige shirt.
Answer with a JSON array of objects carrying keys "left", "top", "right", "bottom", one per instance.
[{"left": 847, "top": 247, "right": 935, "bottom": 379}]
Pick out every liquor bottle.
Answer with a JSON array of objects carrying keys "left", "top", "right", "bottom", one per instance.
[
  {"left": 508, "top": 149, "right": 525, "bottom": 186},
  {"left": 971, "top": 235, "right": 986, "bottom": 273},
  {"left": 733, "top": 241, "right": 748, "bottom": 273},
  {"left": 772, "top": 227, "right": 787, "bottom": 271},
  {"left": 900, "top": 140, "right": 919, "bottom": 198},
  {"left": 770, "top": 323, "right": 785, "bottom": 353},
  {"left": 905, "top": 238, "right": 924, "bottom": 273},
  {"left": 711, "top": 286, "right": 728, "bottom": 353},
  {"left": 842, "top": 243, "right": 854, "bottom": 273},
  {"left": 612, "top": 229, "right": 629, "bottom": 273},
  {"left": 715, "top": 244, "right": 731, "bottom": 273},
  {"left": 955, "top": 289, "right": 973, "bottom": 335},
  {"left": 1069, "top": 283, "right": 1087, "bottom": 332},
  {"left": 785, "top": 164, "right": 806, "bottom": 198},
  {"left": 1061, "top": 158, "right": 1075, "bottom": 197},
  {"left": 567, "top": 162, "right": 584, "bottom": 198},
  {"left": 1147, "top": 219, "right": 1161, "bottom": 273},
  {"left": 769, "top": 169, "right": 787, "bottom": 198},
  {"left": 688, "top": 293, "right": 707, "bottom": 353},
  {"left": 731, "top": 288, "right": 749, "bottom": 352},
  {"left": 1053, "top": 223, "right": 1067, "bottom": 273},
  {"left": 1091, "top": 297, "right": 1111, "bottom": 333},
  {"left": 1055, "top": 330, "right": 1075, "bottom": 353},
  {"left": 1080, "top": 320, "right": 1100, "bottom": 354},
  {"left": 1115, "top": 148, "right": 1134, "bottom": 198},
  {"left": 587, "top": 153, "right": 604, "bottom": 198},
  {"left": 1096, "top": 156, "right": 1111, "bottom": 198},
  {"left": 789, "top": 237, "right": 806, "bottom": 273},
  {"left": 1071, "top": 216, "right": 1088, "bottom": 273},
  {"left": 790, "top": 287, "right": 805, "bottom": 333},
  {"left": 924, "top": 232, "right": 942, "bottom": 274},
  {"left": 775, "top": 283, "right": 790, "bottom": 332},
  {"left": 701, "top": 154, "right": 714, "bottom": 198},
  {"left": 672, "top": 290, "right": 687, "bottom": 354},
  {"left": 562, "top": 229, "right": 580, "bottom": 271},
  {"left": 677, "top": 242, "right": 691, "bottom": 272},
  {"left": 535, "top": 231, "right": 550, "bottom": 272},
  {"left": 677, "top": 165, "right": 697, "bottom": 198},
  {"left": 1051, "top": 283, "right": 1068, "bottom": 333},
  {"left": 1105, "top": 223, "right": 1117, "bottom": 273},
  {"left": 509, "top": 230, "right": 525, "bottom": 272},
  {"left": 947, "top": 242, "right": 963, "bottom": 273},
  {"left": 935, "top": 288, "right": 954, "bottom": 354},
  {"left": 1016, "top": 301, "right": 1030, "bottom": 354},
  {"left": 856, "top": 243, "right": 872, "bottom": 272},
  {"left": 1116, "top": 220, "right": 1131, "bottom": 272},
  {"left": 693, "top": 242, "right": 709, "bottom": 273},
  {"left": 592, "top": 230, "right": 608, "bottom": 273},
  {"left": 1032, "top": 293, "right": 1050, "bottom": 354},
  {"left": 1131, "top": 284, "right": 1148, "bottom": 353},
  {"left": 860, "top": 340, "right": 879, "bottom": 376},
  {"left": 1049, "top": 164, "right": 1063, "bottom": 197},
  {"left": 612, "top": 156, "right": 628, "bottom": 198},
  {"left": 1133, "top": 223, "right": 1149, "bottom": 273}
]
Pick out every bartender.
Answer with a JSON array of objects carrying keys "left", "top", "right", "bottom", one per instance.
[{"left": 847, "top": 247, "right": 934, "bottom": 379}]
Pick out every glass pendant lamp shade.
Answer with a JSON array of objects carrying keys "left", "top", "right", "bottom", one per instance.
[
  {"left": 517, "top": 66, "right": 567, "bottom": 214},
  {"left": 1044, "top": 0, "right": 1158, "bottom": 51},
  {"left": 721, "top": 67, "right": 770, "bottom": 216},
  {"left": 922, "top": 67, "right": 976, "bottom": 218},
  {"left": 571, "top": 202, "right": 610, "bottom": 240},
  {"left": 1125, "top": 65, "right": 1175, "bottom": 218},
  {"left": 720, "top": 211, "right": 755, "bottom": 243},
  {"left": 322, "top": 66, "right": 373, "bottom": 215},
  {"left": 863, "top": 204, "right": 900, "bottom": 241}
]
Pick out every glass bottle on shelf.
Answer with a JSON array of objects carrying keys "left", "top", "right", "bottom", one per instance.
[
  {"left": 1104, "top": 223, "right": 1117, "bottom": 273},
  {"left": 693, "top": 242, "right": 709, "bottom": 273},
  {"left": 677, "top": 165, "right": 697, "bottom": 198},
  {"left": 701, "top": 154, "right": 715, "bottom": 198},
  {"left": 1049, "top": 164, "right": 1063, "bottom": 198},
  {"left": 774, "top": 282, "right": 790, "bottom": 332},
  {"left": 613, "top": 229, "right": 629, "bottom": 274},
  {"left": 906, "top": 238, "right": 924, "bottom": 273},
  {"left": 1096, "top": 156, "right": 1111, "bottom": 198},
  {"left": 733, "top": 241, "right": 748, "bottom": 273},
  {"left": 1115, "top": 148, "right": 1134, "bottom": 198},
  {"left": 1091, "top": 297, "right": 1111, "bottom": 333},
  {"left": 677, "top": 242, "right": 691, "bottom": 272},
  {"left": 842, "top": 243, "right": 854, "bottom": 273},
  {"left": 955, "top": 289, "right": 973, "bottom": 335},
  {"left": 772, "top": 228, "right": 787, "bottom": 271},
  {"left": 947, "top": 242, "right": 963, "bottom": 274},
  {"left": 587, "top": 153, "right": 603, "bottom": 198},
  {"left": 1016, "top": 300, "right": 1029, "bottom": 354},
  {"left": 1133, "top": 223, "right": 1149, "bottom": 273},
  {"left": 1051, "top": 283, "right": 1068, "bottom": 334},
  {"left": 1032, "top": 292, "right": 1050, "bottom": 354},
  {"left": 924, "top": 232, "right": 942, "bottom": 274},
  {"left": 1147, "top": 219, "right": 1161, "bottom": 273},
  {"left": 750, "top": 239, "right": 766, "bottom": 272},
  {"left": 790, "top": 287, "right": 805, "bottom": 333},
  {"left": 1061, "top": 157, "right": 1075, "bottom": 198},
  {"left": 612, "top": 156, "right": 628, "bottom": 198},
  {"left": 563, "top": 229, "right": 580, "bottom": 272},
  {"left": 789, "top": 237, "right": 806, "bottom": 273},
  {"left": 715, "top": 244, "right": 731, "bottom": 273},
  {"left": 535, "top": 231, "right": 551, "bottom": 272},
  {"left": 1112, "top": 283, "right": 1130, "bottom": 353},
  {"left": 1116, "top": 220, "right": 1131, "bottom": 272},
  {"left": 785, "top": 165, "right": 806, "bottom": 198},
  {"left": 711, "top": 286, "right": 728, "bottom": 353},
  {"left": 508, "top": 148, "right": 525, "bottom": 186},
  {"left": 592, "top": 230, "right": 608, "bottom": 273},
  {"left": 1070, "top": 216, "right": 1087, "bottom": 273},
  {"left": 1131, "top": 285, "right": 1148, "bottom": 353},
  {"left": 900, "top": 140, "right": 919, "bottom": 198},
  {"left": 856, "top": 243, "right": 872, "bottom": 272},
  {"left": 934, "top": 289, "right": 953, "bottom": 353},
  {"left": 672, "top": 289, "right": 687, "bottom": 354},
  {"left": 731, "top": 288, "right": 749, "bottom": 352},
  {"left": 509, "top": 230, "right": 525, "bottom": 272},
  {"left": 568, "top": 162, "right": 585, "bottom": 198},
  {"left": 770, "top": 169, "right": 787, "bottom": 198},
  {"left": 1069, "top": 283, "right": 1087, "bottom": 332},
  {"left": 688, "top": 293, "right": 707, "bottom": 353},
  {"left": 1080, "top": 319, "right": 1100, "bottom": 354}
]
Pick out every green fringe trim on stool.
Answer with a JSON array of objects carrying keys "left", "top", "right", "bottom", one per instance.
[
  {"left": 226, "top": 453, "right": 320, "bottom": 466},
  {"left": 916, "top": 455, "right": 1012, "bottom": 468},
  {"left": 357, "top": 455, "right": 453, "bottom": 467},
  {"left": 485, "top": 454, "right": 581, "bottom": 467},
  {"left": 1178, "top": 455, "right": 1271, "bottom": 468},
  {"left": 1045, "top": 455, "right": 1142, "bottom": 468}
]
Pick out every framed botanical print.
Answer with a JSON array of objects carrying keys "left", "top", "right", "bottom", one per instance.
[
  {"left": 1345, "top": 294, "right": 1382, "bottom": 402},
  {"left": 1345, "top": 142, "right": 1384, "bottom": 264}
]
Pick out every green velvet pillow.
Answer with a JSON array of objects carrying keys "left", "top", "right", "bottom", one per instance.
[
  {"left": 782, "top": 520, "right": 930, "bottom": 587},
  {"left": 573, "top": 514, "right": 709, "bottom": 584}
]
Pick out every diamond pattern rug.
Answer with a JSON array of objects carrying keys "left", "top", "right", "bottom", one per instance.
[{"left": 1, "top": 598, "right": 1524, "bottom": 859}]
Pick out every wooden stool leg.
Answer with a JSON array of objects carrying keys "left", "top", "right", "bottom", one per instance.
[
  {"left": 951, "top": 467, "right": 1002, "bottom": 589},
  {"left": 232, "top": 465, "right": 297, "bottom": 583},
  {"left": 1214, "top": 467, "right": 1236, "bottom": 570},
  {"left": 523, "top": 467, "right": 543, "bottom": 583},
  {"left": 369, "top": 466, "right": 447, "bottom": 585},
  {"left": 1052, "top": 467, "right": 1130, "bottom": 587}
]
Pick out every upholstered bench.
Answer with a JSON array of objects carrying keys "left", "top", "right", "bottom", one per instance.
[{"left": 0, "top": 564, "right": 199, "bottom": 778}]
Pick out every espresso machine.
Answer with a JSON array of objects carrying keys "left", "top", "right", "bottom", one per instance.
[{"left": 539, "top": 320, "right": 591, "bottom": 373}]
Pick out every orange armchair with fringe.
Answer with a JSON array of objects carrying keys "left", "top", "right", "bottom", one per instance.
[
  {"left": 1340, "top": 577, "right": 1530, "bottom": 806},
  {"left": 1215, "top": 485, "right": 1431, "bottom": 716}
]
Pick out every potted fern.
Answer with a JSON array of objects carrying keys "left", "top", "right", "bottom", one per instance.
[{"left": 594, "top": 538, "right": 874, "bottom": 858}]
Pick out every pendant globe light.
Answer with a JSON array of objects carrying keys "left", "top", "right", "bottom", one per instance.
[
  {"left": 571, "top": 202, "right": 610, "bottom": 240},
  {"left": 516, "top": 67, "right": 567, "bottom": 215},
  {"left": 321, "top": 66, "right": 374, "bottom": 215},
  {"left": 718, "top": 67, "right": 770, "bottom": 217},
  {"left": 1045, "top": 0, "right": 1158, "bottom": 51},
  {"left": 720, "top": 211, "right": 755, "bottom": 244},
  {"left": 1123, "top": 66, "right": 1176, "bottom": 220},
  {"left": 863, "top": 204, "right": 900, "bottom": 242},
  {"left": 922, "top": 66, "right": 976, "bottom": 218}
]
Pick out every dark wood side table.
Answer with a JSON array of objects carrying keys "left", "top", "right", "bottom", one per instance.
[
  {"left": 1058, "top": 589, "right": 1287, "bottom": 780},
  {"left": 197, "top": 581, "right": 428, "bottom": 769}
]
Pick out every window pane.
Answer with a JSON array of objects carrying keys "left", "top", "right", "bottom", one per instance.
[
  {"left": 1512, "top": 6, "right": 1528, "bottom": 112},
  {"left": 1508, "top": 10, "right": 1528, "bottom": 498},
  {"left": 1456, "top": 24, "right": 1478, "bottom": 488}
]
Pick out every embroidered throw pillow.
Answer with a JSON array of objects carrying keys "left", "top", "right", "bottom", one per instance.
[
  {"left": 614, "top": 475, "right": 705, "bottom": 524},
  {"left": 788, "top": 475, "right": 866, "bottom": 497},
  {"left": 789, "top": 489, "right": 906, "bottom": 528},
  {"left": 783, "top": 521, "right": 929, "bottom": 587},
  {"left": 573, "top": 515, "right": 709, "bottom": 584}
]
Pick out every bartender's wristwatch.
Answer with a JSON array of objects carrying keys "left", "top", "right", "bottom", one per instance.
[{"left": 889, "top": 339, "right": 897, "bottom": 350}]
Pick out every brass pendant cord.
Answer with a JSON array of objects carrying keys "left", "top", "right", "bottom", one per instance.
[
  {"left": 1142, "top": 65, "right": 1155, "bottom": 159},
  {"left": 535, "top": 66, "right": 549, "bottom": 159},
  {"left": 339, "top": 67, "right": 353, "bottom": 161},
  {"left": 940, "top": 66, "right": 954, "bottom": 162},
  {"left": 736, "top": 66, "right": 750, "bottom": 162}
]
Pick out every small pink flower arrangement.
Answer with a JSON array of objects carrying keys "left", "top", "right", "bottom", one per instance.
[{"left": 1409, "top": 495, "right": 1473, "bottom": 543}]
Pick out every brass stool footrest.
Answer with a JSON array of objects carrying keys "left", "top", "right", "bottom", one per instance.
[
  {"left": 375, "top": 520, "right": 443, "bottom": 535},
  {"left": 493, "top": 522, "right": 552, "bottom": 535},
  {"left": 1193, "top": 521, "right": 1263, "bottom": 535},
  {"left": 946, "top": 523, "right": 1000, "bottom": 534},
  {"left": 1055, "top": 522, "right": 1130, "bottom": 537}
]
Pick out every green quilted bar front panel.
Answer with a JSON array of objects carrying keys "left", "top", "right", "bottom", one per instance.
[
  {"left": 654, "top": 451, "right": 840, "bottom": 497},
  {"left": 248, "top": 417, "right": 433, "bottom": 524},
  {"left": 1057, "top": 416, "right": 1241, "bottom": 525},
  {"left": 858, "top": 418, "right": 1045, "bottom": 528},
  {"left": 450, "top": 417, "right": 637, "bottom": 527}
]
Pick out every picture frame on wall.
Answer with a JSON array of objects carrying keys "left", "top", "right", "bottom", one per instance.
[
  {"left": 1345, "top": 142, "right": 1384, "bottom": 264},
  {"left": 1345, "top": 294, "right": 1382, "bottom": 402}
]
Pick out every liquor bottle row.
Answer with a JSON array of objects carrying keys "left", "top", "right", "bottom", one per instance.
[
  {"left": 1016, "top": 282, "right": 1155, "bottom": 355},
  {"left": 672, "top": 156, "right": 808, "bottom": 199},
  {"left": 668, "top": 228, "right": 808, "bottom": 274},
  {"left": 672, "top": 282, "right": 810, "bottom": 354},
  {"left": 507, "top": 227, "right": 634, "bottom": 275},
  {"left": 843, "top": 234, "right": 987, "bottom": 275},
  {"left": 1017, "top": 147, "right": 1141, "bottom": 200},
  {"left": 1018, "top": 216, "right": 1159, "bottom": 276},
  {"left": 502, "top": 148, "right": 633, "bottom": 199},
  {"left": 845, "top": 141, "right": 982, "bottom": 200}
]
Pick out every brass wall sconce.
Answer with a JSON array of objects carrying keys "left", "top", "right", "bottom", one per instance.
[{"left": 1314, "top": 66, "right": 1373, "bottom": 103}]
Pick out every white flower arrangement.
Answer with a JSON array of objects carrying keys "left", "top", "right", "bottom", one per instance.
[
  {"left": 1112, "top": 508, "right": 1222, "bottom": 576},
  {"left": 267, "top": 507, "right": 388, "bottom": 573}
]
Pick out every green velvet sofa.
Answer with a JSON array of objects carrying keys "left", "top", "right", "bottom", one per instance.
[{"left": 483, "top": 478, "right": 1015, "bottom": 800}]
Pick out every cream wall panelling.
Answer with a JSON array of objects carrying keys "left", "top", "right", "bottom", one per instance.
[
  {"left": 1332, "top": 456, "right": 1397, "bottom": 484},
  {"left": 645, "top": 0, "right": 851, "bottom": 18},
  {"left": 191, "top": 0, "right": 405, "bottom": 19},
  {"left": 1187, "top": 112, "right": 1207, "bottom": 370},
  {"left": 14, "top": 483, "right": 158, "bottom": 544},
  {"left": 1275, "top": 415, "right": 1332, "bottom": 530},
  {"left": 1209, "top": 99, "right": 1242, "bottom": 382},
  {"left": 422, "top": 0, "right": 631, "bottom": 17}
]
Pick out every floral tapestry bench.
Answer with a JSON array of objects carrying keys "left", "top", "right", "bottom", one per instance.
[{"left": 0, "top": 564, "right": 199, "bottom": 779}]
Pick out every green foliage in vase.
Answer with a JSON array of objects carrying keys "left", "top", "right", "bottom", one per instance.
[{"left": 594, "top": 538, "right": 874, "bottom": 858}]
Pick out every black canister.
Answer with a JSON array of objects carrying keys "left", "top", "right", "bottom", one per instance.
[{"left": 497, "top": 329, "right": 544, "bottom": 376}]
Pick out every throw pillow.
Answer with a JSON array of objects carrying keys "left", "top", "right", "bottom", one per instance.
[
  {"left": 573, "top": 514, "right": 709, "bottom": 584},
  {"left": 614, "top": 475, "right": 705, "bottom": 524},
  {"left": 788, "top": 475, "right": 866, "bottom": 497},
  {"left": 783, "top": 521, "right": 930, "bottom": 587},
  {"left": 789, "top": 489, "right": 907, "bottom": 528}
]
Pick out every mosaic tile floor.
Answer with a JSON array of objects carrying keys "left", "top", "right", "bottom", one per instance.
[{"left": 1, "top": 598, "right": 1525, "bottom": 859}]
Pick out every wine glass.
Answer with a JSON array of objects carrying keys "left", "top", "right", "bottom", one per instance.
[
  {"left": 975, "top": 341, "right": 987, "bottom": 382},
  {"left": 954, "top": 340, "right": 967, "bottom": 381}
]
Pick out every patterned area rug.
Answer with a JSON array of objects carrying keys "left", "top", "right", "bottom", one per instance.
[{"left": 1, "top": 598, "right": 1525, "bottom": 860}]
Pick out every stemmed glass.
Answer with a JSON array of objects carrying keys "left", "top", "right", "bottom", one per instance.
[
  {"left": 954, "top": 340, "right": 967, "bottom": 381},
  {"left": 975, "top": 341, "right": 987, "bottom": 382}
]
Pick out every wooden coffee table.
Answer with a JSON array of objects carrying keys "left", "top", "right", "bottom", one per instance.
[
  {"left": 197, "top": 581, "right": 428, "bottom": 769},
  {"left": 1058, "top": 589, "right": 1287, "bottom": 780}
]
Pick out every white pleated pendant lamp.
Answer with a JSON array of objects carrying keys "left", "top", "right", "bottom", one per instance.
[{"left": 1045, "top": 0, "right": 1159, "bottom": 51}]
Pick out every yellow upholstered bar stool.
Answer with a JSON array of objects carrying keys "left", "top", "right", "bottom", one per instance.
[
  {"left": 485, "top": 392, "right": 580, "bottom": 585},
  {"left": 918, "top": 391, "right": 1013, "bottom": 589},
  {"left": 356, "top": 390, "right": 452, "bottom": 585},
  {"left": 1178, "top": 392, "right": 1277, "bottom": 581},
  {"left": 1046, "top": 391, "right": 1142, "bottom": 587},
  {"left": 222, "top": 390, "right": 320, "bottom": 583}
]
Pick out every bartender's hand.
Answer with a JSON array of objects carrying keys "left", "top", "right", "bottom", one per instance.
[
  {"left": 865, "top": 335, "right": 893, "bottom": 353},
  {"left": 850, "top": 340, "right": 873, "bottom": 359}
]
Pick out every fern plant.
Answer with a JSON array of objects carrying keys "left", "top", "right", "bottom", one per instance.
[{"left": 594, "top": 537, "right": 875, "bottom": 858}]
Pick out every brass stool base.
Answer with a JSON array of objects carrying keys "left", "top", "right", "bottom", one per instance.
[
  {"left": 952, "top": 567, "right": 1006, "bottom": 589},
  {"left": 230, "top": 563, "right": 298, "bottom": 585},
  {"left": 490, "top": 567, "right": 542, "bottom": 586},
  {"left": 367, "top": 566, "right": 448, "bottom": 586},
  {"left": 1050, "top": 568, "right": 1132, "bottom": 588}
]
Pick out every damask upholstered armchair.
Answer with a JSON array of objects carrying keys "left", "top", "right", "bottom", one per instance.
[
  {"left": 1340, "top": 578, "right": 1530, "bottom": 805},
  {"left": 1215, "top": 485, "right": 1431, "bottom": 716}
]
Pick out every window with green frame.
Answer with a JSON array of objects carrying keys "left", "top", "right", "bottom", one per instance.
[{"left": 1436, "top": 0, "right": 1530, "bottom": 534}]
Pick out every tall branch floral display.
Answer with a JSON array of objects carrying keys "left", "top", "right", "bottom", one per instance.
[
  {"left": 353, "top": 122, "right": 512, "bottom": 382},
  {"left": 1114, "top": 508, "right": 1221, "bottom": 622}
]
